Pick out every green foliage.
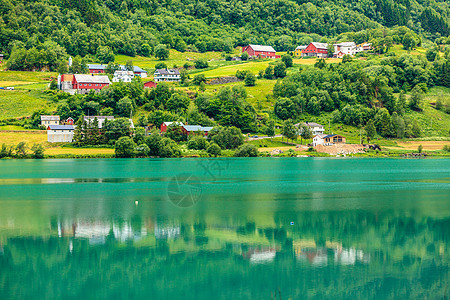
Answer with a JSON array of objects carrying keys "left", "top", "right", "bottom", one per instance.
[
  {"left": 281, "top": 55, "right": 293, "bottom": 68},
  {"left": 282, "top": 119, "right": 297, "bottom": 142},
  {"left": 418, "top": 144, "right": 423, "bottom": 153},
  {"left": 244, "top": 72, "right": 256, "bottom": 86},
  {"left": 241, "top": 52, "right": 249, "bottom": 61},
  {"left": 195, "top": 59, "right": 209, "bottom": 69},
  {"left": 166, "top": 93, "right": 190, "bottom": 113},
  {"left": 206, "top": 143, "right": 222, "bottom": 156},
  {"left": 31, "top": 144, "right": 45, "bottom": 159},
  {"left": 96, "top": 46, "right": 115, "bottom": 64},
  {"left": 274, "top": 97, "right": 299, "bottom": 120},
  {"left": 193, "top": 74, "right": 207, "bottom": 85},
  {"left": 165, "top": 124, "right": 187, "bottom": 142},
  {"left": 208, "top": 126, "right": 244, "bottom": 149},
  {"left": 187, "top": 136, "right": 209, "bottom": 150},
  {"left": 155, "top": 62, "right": 167, "bottom": 69},
  {"left": 234, "top": 143, "right": 258, "bottom": 157},
  {"left": 147, "top": 110, "right": 179, "bottom": 128},
  {"left": 273, "top": 62, "right": 286, "bottom": 78},
  {"left": 115, "top": 136, "right": 136, "bottom": 158},
  {"left": 50, "top": 79, "right": 58, "bottom": 90},
  {"left": 365, "top": 119, "right": 376, "bottom": 140},
  {"left": 155, "top": 44, "right": 170, "bottom": 60},
  {"left": 15, "top": 142, "right": 28, "bottom": 158},
  {"left": 409, "top": 85, "right": 424, "bottom": 111},
  {"left": 264, "top": 65, "right": 274, "bottom": 79}
]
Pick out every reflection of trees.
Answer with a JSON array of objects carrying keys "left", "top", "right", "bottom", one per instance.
[{"left": 0, "top": 213, "right": 448, "bottom": 299}]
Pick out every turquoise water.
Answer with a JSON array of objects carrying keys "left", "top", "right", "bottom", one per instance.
[{"left": 0, "top": 158, "right": 449, "bottom": 299}]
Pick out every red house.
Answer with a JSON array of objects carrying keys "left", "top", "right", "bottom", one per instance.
[
  {"left": 73, "top": 74, "right": 111, "bottom": 94},
  {"left": 160, "top": 122, "right": 184, "bottom": 133},
  {"left": 182, "top": 125, "right": 214, "bottom": 136},
  {"left": 144, "top": 81, "right": 157, "bottom": 89},
  {"left": 302, "top": 42, "right": 328, "bottom": 58},
  {"left": 243, "top": 45, "right": 280, "bottom": 59},
  {"left": 65, "top": 117, "right": 74, "bottom": 125},
  {"left": 87, "top": 64, "right": 106, "bottom": 74}
]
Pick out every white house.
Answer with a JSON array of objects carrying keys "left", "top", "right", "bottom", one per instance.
[
  {"left": 296, "top": 122, "right": 325, "bottom": 135},
  {"left": 154, "top": 69, "right": 181, "bottom": 82},
  {"left": 313, "top": 134, "right": 346, "bottom": 146},
  {"left": 84, "top": 116, "right": 114, "bottom": 128},
  {"left": 47, "top": 125, "right": 74, "bottom": 143},
  {"left": 333, "top": 42, "right": 357, "bottom": 57},
  {"left": 112, "top": 70, "right": 134, "bottom": 83},
  {"left": 41, "top": 115, "right": 60, "bottom": 126}
]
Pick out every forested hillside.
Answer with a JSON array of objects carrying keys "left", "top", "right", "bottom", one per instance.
[{"left": 1, "top": 0, "right": 449, "bottom": 62}]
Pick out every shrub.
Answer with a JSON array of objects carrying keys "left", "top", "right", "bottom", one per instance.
[
  {"left": 234, "top": 143, "right": 258, "bottom": 157},
  {"left": 207, "top": 143, "right": 222, "bottom": 156},
  {"left": 187, "top": 136, "right": 209, "bottom": 150},
  {"left": 115, "top": 136, "right": 136, "bottom": 158}
]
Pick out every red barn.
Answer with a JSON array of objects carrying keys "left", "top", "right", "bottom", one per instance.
[
  {"left": 87, "top": 64, "right": 106, "bottom": 74},
  {"left": 66, "top": 117, "right": 74, "bottom": 125},
  {"left": 144, "top": 81, "right": 157, "bottom": 89},
  {"left": 302, "top": 42, "right": 328, "bottom": 58},
  {"left": 182, "top": 125, "right": 214, "bottom": 136},
  {"left": 243, "top": 45, "right": 280, "bottom": 59},
  {"left": 73, "top": 74, "right": 111, "bottom": 94}
]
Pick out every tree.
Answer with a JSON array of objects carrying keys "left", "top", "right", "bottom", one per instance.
[
  {"left": 274, "top": 97, "right": 298, "bottom": 120},
  {"left": 166, "top": 93, "right": 190, "bottom": 112},
  {"left": 273, "top": 62, "right": 286, "bottom": 78},
  {"left": 135, "top": 144, "right": 150, "bottom": 157},
  {"left": 396, "top": 91, "right": 407, "bottom": 114},
  {"left": 208, "top": 126, "right": 244, "bottom": 149},
  {"left": 115, "top": 136, "right": 136, "bottom": 158},
  {"left": 117, "top": 97, "right": 133, "bottom": 117},
  {"left": 234, "top": 143, "right": 258, "bottom": 157},
  {"left": 282, "top": 119, "right": 297, "bottom": 143},
  {"left": 282, "top": 54, "right": 293, "bottom": 68},
  {"left": 409, "top": 85, "right": 424, "bottom": 111},
  {"left": 194, "top": 59, "right": 209, "bottom": 69},
  {"left": 342, "top": 55, "right": 352, "bottom": 63},
  {"left": 165, "top": 124, "right": 187, "bottom": 142},
  {"left": 187, "top": 136, "right": 209, "bottom": 150},
  {"left": 264, "top": 65, "right": 274, "bottom": 79},
  {"left": 365, "top": 119, "right": 376, "bottom": 141},
  {"left": 96, "top": 46, "right": 115, "bottom": 64},
  {"left": 207, "top": 143, "right": 221, "bottom": 156},
  {"left": 299, "top": 124, "right": 313, "bottom": 145},
  {"left": 125, "top": 60, "right": 133, "bottom": 71},
  {"left": 418, "top": 144, "right": 423, "bottom": 153},
  {"left": 15, "top": 142, "right": 28, "bottom": 158},
  {"left": 244, "top": 72, "right": 256, "bottom": 86},
  {"left": 180, "top": 69, "right": 189, "bottom": 84},
  {"left": 265, "top": 120, "right": 275, "bottom": 139},
  {"left": 141, "top": 44, "right": 152, "bottom": 57},
  {"left": 133, "top": 127, "right": 146, "bottom": 145},
  {"left": 50, "top": 79, "right": 58, "bottom": 90},
  {"left": 193, "top": 74, "right": 207, "bottom": 85},
  {"left": 155, "top": 44, "right": 169, "bottom": 60},
  {"left": 402, "top": 33, "right": 417, "bottom": 50},
  {"left": 426, "top": 48, "right": 438, "bottom": 62},
  {"left": 31, "top": 144, "right": 45, "bottom": 159},
  {"left": 241, "top": 52, "right": 249, "bottom": 61},
  {"left": 412, "top": 120, "right": 421, "bottom": 137}
]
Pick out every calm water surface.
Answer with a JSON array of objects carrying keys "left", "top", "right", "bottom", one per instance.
[{"left": 0, "top": 158, "right": 449, "bottom": 299}]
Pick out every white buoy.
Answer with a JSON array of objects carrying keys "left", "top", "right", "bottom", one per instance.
[{"left": 135, "top": 201, "right": 138, "bottom": 205}]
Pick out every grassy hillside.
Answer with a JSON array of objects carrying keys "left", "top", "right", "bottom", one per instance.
[{"left": 0, "top": 90, "right": 55, "bottom": 119}]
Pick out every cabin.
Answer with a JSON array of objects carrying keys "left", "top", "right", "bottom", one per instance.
[
  {"left": 243, "top": 45, "right": 280, "bottom": 59},
  {"left": 47, "top": 125, "right": 75, "bottom": 143},
  {"left": 294, "top": 45, "right": 307, "bottom": 57},
  {"left": 84, "top": 116, "right": 114, "bottom": 128},
  {"left": 296, "top": 122, "right": 325, "bottom": 135},
  {"left": 73, "top": 74, "right": 111, "bottom": 94},
  {"left": 302, "top": 42, "right": 328, "bottom": 58},
  {"left": 333, "top": 42, "right": 356, "bottom": 57},
  {"left": 41, "top": 115, "right": 60, "bottom": 126},
  {"left": 154, "top": 69, "right": 181, "bottom": 82},
  {"left": 144, "top": 81, "right": 157, "bottom": 89},
  {"left": 65, "top": 117, "right": 74, "bottom": 125},
  {"left": 313, "top": 134, "right": 346, "bottom": 146},
  {"left": 160, "top": 122, "right": 184, "bottom": 133},
  {"left": 182, "top": 125, "right": 214, "bottom": 136}
]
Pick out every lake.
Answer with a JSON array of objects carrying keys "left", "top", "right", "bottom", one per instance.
[{"left": 0, "top": 158, "right": 449, "bottom": 299}]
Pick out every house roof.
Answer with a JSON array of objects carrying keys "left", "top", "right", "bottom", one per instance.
[
  {"left": 295, "top": 45, "right": 307, "bottom": 50},
  {"left": 48, "top": 125, "right": 74, "bottom": 130},
  {"left": 41, "top": 115, "right": 60, "bottom": 121},
  {"left": 311, "top": 42, "right": 328, "bottom": 49},
  {"left": 296, "top": 122, "right": 323, "bottom": 127},
  {"left": 155, "top": 69, "right": 180, "bottom": 76},
  {"left": 84, "top": 116, "right": 114, "bottom": 121},
  {"left": 87, "top": 64, "right": 107, "bottom": 70},
  {"left": 74, "top": 74, "right": 111, "bottom": 84},
  {"left": 334, "top": 42, "right": 356, "bottom": 47},
  {"left": 183, "top": 125, "right": 214, "bottom": 132},
  {"left": 163, "top": 121, "right": 184, "bottom": 126},
  {"left": 248, "top": 44, "right": 276, "bottom": 53},
  {"left": 315, "top": 134, "right": 344, "bottom": 139},
  {"left": 132, "top": 66, "right": 147, "bottom": 73}
]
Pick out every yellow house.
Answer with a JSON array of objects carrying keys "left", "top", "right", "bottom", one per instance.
[{"left": 294, "top": 45, "right": 307, "bottom": 57}]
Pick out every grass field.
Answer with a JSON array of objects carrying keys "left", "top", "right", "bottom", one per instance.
[
  {"left": 0, "top": 90, "right": 55, "bottom": 119},
  {"left": 0, "top": 71, "right": 56, "bottom": 82},
  {"left": 384, "top": 140, "right": 450, "bottom": 151},
  {"left": 0, "top": 131, "right": 47, "bottom": 145}
]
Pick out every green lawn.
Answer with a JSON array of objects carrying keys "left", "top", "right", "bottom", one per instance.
[
  {"left": 194, "top": 60, "right": 272, "bottom": 78},
  {"left": 0, "top": 71, "right": 57, "bottom": 82},
  {"left": 0, "top": 90, "right": 55, "bottom": 119}
]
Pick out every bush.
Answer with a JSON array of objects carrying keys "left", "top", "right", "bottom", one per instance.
[
  {"left": 207, "top": 143, "right": 221, "bottom": 156},
  {"left": 234, "top": 143, "right": 258, "bottom": 157},
  {"left": 135, "top": 144, "right": 150, "bottom": 157},
  {"left": 155, "top": 62, "right": 167, "bottom": 69},
  {"left": 31, "top": 144, "right": 45, "bottom": 158},
  {"left": 244, "top": 72, "right": 256, "bottom": 86},
  {"left": 194, "top": 59, "right": 209, "bottom": 69},
  {"left": 193, "top": 74, "right": 207, "bottom": 85},
  {"left": 187, "top": 136, "right": 209, "bottom": 150},
  {"left": 115, "top": 136, "right": 136, "bottom": 158},
  {"left": 442, "top": 145, "right": 450, "bottom": 152}
]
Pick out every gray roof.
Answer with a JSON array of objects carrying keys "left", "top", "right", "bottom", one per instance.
[
  {"left": 183, "top": 125, "right": 213, "bottom": 132},
  {"left": 295, "top": 122, "right": 323, "bottom": 128},
  {"left": 248, "top": 44, "right": 276, "bottom": 52},
  {"left": 155, "top": 69, "right": 180, "bottom": 75},
  {"left": 84, "top": 116, "right": 114, "bottom": 120},
  {"left": 87, "top": 64, "right": 107, "bottom": 70},
  {"left": 48, "top": 125, "right": 74, "bottom": 130},
  {"left": 334, "top": 42, "right": 356, "bottom": 47},
  {"left": 74, "top": 74, "right": 111, "bottom": 84},
  {"left": 295, "top": 45, "right": 307, "bottom": 50},
  {"left": 164, "top": 121, "right": 184, "bottom": 126},
  {"left": 41, "top": 115, "right": 60, "bottom": 121},
  {"left": 311, "top": 42, "right": 328, "bottom": 49}
]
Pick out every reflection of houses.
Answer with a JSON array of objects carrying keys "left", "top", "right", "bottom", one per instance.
[
  {"left": 313, "top": 134, "right": 346, "bottom": 146},
  {"left": 41, "top": 115, "right": 60, "bottom": 126},
  {"left": 47, "top": 125, "right": 74, "bottom": 142},
  {"left": 154, "top": 224, "right": 180, "bottom": 239},
  {"left": 242, "top": 246, "right": 278, "bottom": 264},
  {"left": 295, "top": 241, "right": 369, "bottom": 266}
]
